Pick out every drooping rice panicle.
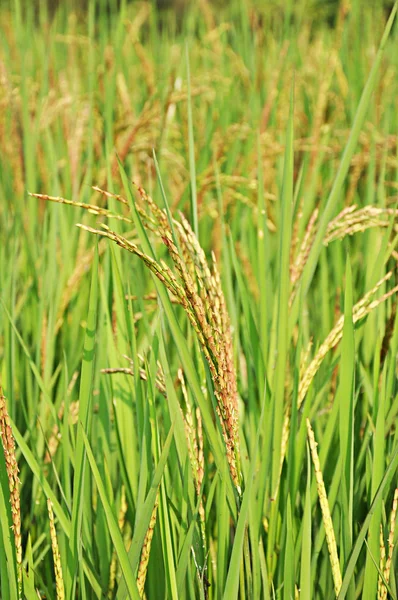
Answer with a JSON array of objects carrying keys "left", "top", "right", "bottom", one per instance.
[
  {"left": 108, "top": 487, "right": 128, "bottom": 599},
  {"left": 0, "top": 388, "right": 23, "bottom": 599},
  {"left": 96, "top": 182, "right": 243, "bottom": 491},
  {"left": 379, "top": 488, "right": 398, "bottom": 600},
  {"left": 298, "top": 272, "right": 398, "bottom": 408},
  {"left": 289, "top": 194, "right": 305, "bottom": 275},
  {"left": 33, "top": 182, "right": 242, "bottom": 493},
  {"left": 378, "top": 523, "right": 386, "bottom": 600},
  {"left": 324, "top": 205, "right": 398, "bottom": 245},
  {"left": 47, "top": 499, "right": 65, "bottom": 600},
  {"left": 306, "top": 419, "right": 342, "bottom": 597},
  {"left": 290, "top": 207, "right": 319, "bottom": 293},
  {"left": 136, "top": 494, "right": 159, "bottom": 598},
  {"left": 28, "top": 192, "right": 133, "bottom": 223},
  {"left": 76, "top": 223, "right": 189, "bottom": 306},
  {"left": 102, "top": 354, "right": 167, "bottom": 397},
  {"left": 290, "top": 204, "right": 398, "bottom": 304}
]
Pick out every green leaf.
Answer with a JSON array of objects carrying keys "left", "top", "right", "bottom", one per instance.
[
  {"left": 283, "top": 495, "right": 295, "bottom": 600},
  {"left": 116, "top": 421, "right": 175, "bottom": 599},
  {"left": 223, "top": 392, "right": 266, "bottom": 599},
  {"left": 67, "top": 245, "right": 98, "bottom": 597},
  {"left": 80, "top": 424, "right": 140, "bottom": 600}
]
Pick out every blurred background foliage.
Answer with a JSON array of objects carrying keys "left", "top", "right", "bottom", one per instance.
[{"left": 7, "top": 0, "right": 398, "bottom": 29}]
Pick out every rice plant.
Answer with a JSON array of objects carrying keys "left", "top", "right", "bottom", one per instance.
[{"left": 1, "top": 0, "right": 398, "bottom": 598}]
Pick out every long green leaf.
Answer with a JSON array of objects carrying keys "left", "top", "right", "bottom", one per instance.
[
  {"left": 223, "top": 393, "right": 266, "bottom": 598},
  {"left": 80, "top": 425, "right": 140, "bottom": 600},
  {"left": 67, "top": 245, "right": 98, "bottom": 597}
]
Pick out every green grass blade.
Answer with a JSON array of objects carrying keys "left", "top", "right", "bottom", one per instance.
[
  {"left": 271, "top": 79, "right": 294, "bottom": 494},
  {"left": 222, "top": 395, "right": 266, "bottom": 599},
  {"left": 283, "top": 495, "right": 295, "bottom": 600},
  {"left": 116, "top": 422, "right": 175, "bottom": 599},
  {"left": 362, "top": 368, "right": 386, "bottom": 598},
  {"left": 80, "top": 424, "right": 140, "bottom": 600},
  {"left": 10, "top": 421, "right": 70, "bottom": 534},
  {"left": 67, "top": 245, "right": 98, "bottom": 597}
]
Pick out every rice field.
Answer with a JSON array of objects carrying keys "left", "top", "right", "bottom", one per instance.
[{"left": 1, "top": 1, "right": 398, "bottom": 598}]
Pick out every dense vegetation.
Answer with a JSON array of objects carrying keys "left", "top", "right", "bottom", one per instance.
[{"left": 1, "top": 1, "right": 398, "bottom": 598}]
